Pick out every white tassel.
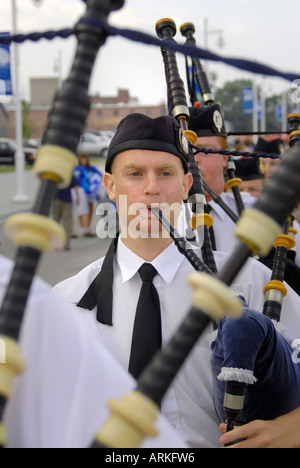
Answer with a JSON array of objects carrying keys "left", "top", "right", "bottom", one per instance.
[{"left": 218, "top": 367, "right": 257, "bottom": 385}]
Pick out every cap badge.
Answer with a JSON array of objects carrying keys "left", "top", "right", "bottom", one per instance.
[
  {"left": 213, "top": 110, "right": 223, "bottom": 133},
  {"left": 179, "top": 128, "right": 189, "bottom": 154}
]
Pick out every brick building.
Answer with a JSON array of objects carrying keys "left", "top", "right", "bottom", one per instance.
[
  {"left": 8, "top": 85, "right": 167, "bottom": 139},
  {"left": 0, "top": 103, "right": 9, "bottom": 137}
]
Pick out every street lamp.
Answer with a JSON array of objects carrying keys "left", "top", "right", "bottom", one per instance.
[
  {"left": 54, "top": 50, "right": 63, "bottom": 88},
  {"left": 204, "top": 17, "right": 225, "bottom": 51},
  {"left": 203, "top": 18, "right": 224, "bottom": 80},
  {"left": 11, "top": 0, "right": 28, "bottom": 202},
  {"left": 10, "top": 0, "right": 43, "bottom": 202}
]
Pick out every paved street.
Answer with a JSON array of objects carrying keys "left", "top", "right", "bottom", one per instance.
[{"left": 0, "top": 165, "right": 111, "bottom": 286}]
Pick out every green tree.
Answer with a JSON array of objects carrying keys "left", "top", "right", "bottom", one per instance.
[
  {"left": 22, "top": 100, "right": 34, "bottom": 139},
  {"left": 214, "top": 79, "right": 253, "bottom": 131},
  {"left": 265, "top": 94, "right": 281, "bottom": 132},
  {"left": 214, "top": 79, "right": 293, "bottom": 133}
]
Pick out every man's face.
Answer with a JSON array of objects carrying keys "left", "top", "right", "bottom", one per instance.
[
  {"left": 103, "top": 149, "right": 192, "bottom": 238},
  {"left": 193, "top": 135, "right": 228, "bottom": 200},
  {"left": 260, "top": 157, "right": 280, "bottom": 180},
  {"left": 239, "top": 178, "right": 264, "bottom": 198}
]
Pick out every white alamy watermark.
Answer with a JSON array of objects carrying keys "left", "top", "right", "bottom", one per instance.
[
  {"left": 0, "top": 339, "right": 6, "bottom": 364},
  {"left": 291, "top": 79, "right": 300, "bottom": 105},
  {"left": 95, "top": 196, "right": 204, "bottom": 247},
  {"left": 292, "top": 339, "right": 300, "bottom": 364}
]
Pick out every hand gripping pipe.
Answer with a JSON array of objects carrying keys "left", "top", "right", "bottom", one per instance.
[
  {"left": 180, "top": 22, "right": 293, "bottom": 434},
  {"left": 223, "top": 216, "right": 295, "bottom": 443},
  {"left": 0, "top": 0, "right": 125, "bottom": 448},
  {"left": 91, "top": 92, "right": 300, "bottom": 450},
  {"left": 218, "top": 126, "right": 300, "bottom": 443}
]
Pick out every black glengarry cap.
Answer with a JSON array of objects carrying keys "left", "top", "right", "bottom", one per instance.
[
  {"left": 254, "top": 137, "right": 285, "bottom": 155},
  {"left": 105, "top": 113, "right": 189, "bottom": 173},
  {"left": 188, "top": 103, "right": 227, "bottom": 138},
  {"left": 234, "top": 157, "right": 265, "bottom": 181}
]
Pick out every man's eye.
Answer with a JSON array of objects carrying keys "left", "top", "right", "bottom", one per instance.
[{"left": 130, "top": 171, "right": 141, "bottom": 177}]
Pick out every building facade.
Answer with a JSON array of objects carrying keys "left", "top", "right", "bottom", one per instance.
[
  {"left": 8, "top": 86, "right": 167, "bottom": 140},
  {"left": 0, "top": 103, "right": 9, "bottom": 138}
]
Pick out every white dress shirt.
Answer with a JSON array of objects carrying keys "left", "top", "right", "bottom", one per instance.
[
  {"left": 54, "top": 238, "right": 300, "bottom": 447},
  {"left": 0, "top": 255, "right": 187, "bottom": 449},
  {"left": 207, "top": 191, "right": 255, "bottom": 253},
  {"left": 177, "top": 191, "right": 255, "bottom": 254},
  {"left": 208, "top": 192, "right": 300, "bottom": 268}
]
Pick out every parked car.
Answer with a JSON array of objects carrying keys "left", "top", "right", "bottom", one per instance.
[
  {"left": 87, "top": 129, "right": 116, "bottom": 139},
  {"left": 23, "top": 138, "right": 41, "bottom": 149},
  {"left": 0, "top": 138, "right": 36, "bottom": 166},
  {"left": 77, "top": 131, "right": 112, "bottom": 158}
]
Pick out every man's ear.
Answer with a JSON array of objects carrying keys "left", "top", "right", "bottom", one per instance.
[
  {"left": 103, "top": 173, "right": 116, "bottom": 201},
  {"left": 183, "top": 172, "right": 193, "bottom": 200},
  {"left": 223, "top": 155, "right": 229, "bottom": 169}
]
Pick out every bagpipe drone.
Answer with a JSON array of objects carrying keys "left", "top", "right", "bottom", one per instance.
[
  {"left": 0, "top": 0, "right": 125, "bottom": 448},
  {"left": 1, "top": 5, "right": 300, "bottom": 449},
  {"left": 179, "top": 21, "right": 300, "bottom": 442},
  {"left": 91, "top": 18, "right": 300, "bottom": 448}
]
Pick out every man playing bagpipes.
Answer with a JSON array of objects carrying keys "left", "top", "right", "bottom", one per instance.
[{"left": 54, "top": 113, "right": 300, "bottom": 448}]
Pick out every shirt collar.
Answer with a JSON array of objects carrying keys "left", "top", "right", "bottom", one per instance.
[{"left": 116, "top": 238, "right": 185, "bottom": 285}]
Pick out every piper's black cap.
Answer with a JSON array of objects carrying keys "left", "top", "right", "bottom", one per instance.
[
  {"left": 254, "top": 137, "right": 285, "bottom": 155},
  {"left": 188, "top": 103, "right": 227, "bottom": 138},
  {"left": 234, "top": 157, "right": 265, "bottom": 181},
  {"left": 105, "top": 113, "right": 189, "bottom": 173}
]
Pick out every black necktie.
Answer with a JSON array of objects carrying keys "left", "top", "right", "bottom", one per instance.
[{"left": 128, "top": 263, "right": 162, "bottom": 379}]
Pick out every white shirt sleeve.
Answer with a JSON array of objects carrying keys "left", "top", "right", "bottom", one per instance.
[{"left": 0, "top": 256, "right": 186, "bottom": 448}]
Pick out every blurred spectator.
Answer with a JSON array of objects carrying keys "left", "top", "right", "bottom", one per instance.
[
  {"left": 243, "top": 138, "right": 254, "bottom": 152},
  {"left": 234, "top": 157, "right": 265, "bottom": 198},
  {"left": 52, "top": 176, "right": 78, "bottom": 250},
  {"left": 235, "top": 155, "right": 300, "bottom": 294},
  {"left": 73, "top": 153, "right": 102, "bottom": 237},
  {"left": 71, "top": 180, "right": 89, "bottom": 238},
  {"left": 255, "top": 137, "right": 285, "bottom": 179},
  {"left": 234, "top": 139, "right": 244, "bottom": 152}
]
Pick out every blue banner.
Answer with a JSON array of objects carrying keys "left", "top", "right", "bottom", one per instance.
[
  {"left": 242, "top": 88, "right": 253, "bottom": 115},
  {"left": 0, "top": 33, "right": 12, "bottom": 96},
  {"left": 276, "top": 105, "right": 282, "bottom": 123},
  {"left": 257, "top": 100, "right": 262, "bottom": 122},
  {"left": 188, "top": 66, "right": 201, "bottom": 100}
]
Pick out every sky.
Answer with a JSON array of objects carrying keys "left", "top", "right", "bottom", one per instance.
[{"left": 0, "top": 0, "right": 300, "bottom": 106}]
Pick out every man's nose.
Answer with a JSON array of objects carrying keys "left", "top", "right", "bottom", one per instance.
[{"left": 144, "top": 173, "right": 160, "bottom": 195}]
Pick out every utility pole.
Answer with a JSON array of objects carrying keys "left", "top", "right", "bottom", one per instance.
[
  {"left": 252, "top": 78, "right": 259, "bottom": 145},
  {"left": 11, "top": 0, "right": 28, "bottom": 202},
  {"left": 54, "top": 49, "right": 63, "bottom": 88},
  {"left": 10, "top": 0, "right": 44, "bottom": 202},
  {"left": 203, "top": 18, "right": 224, "bottom": 77}
]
